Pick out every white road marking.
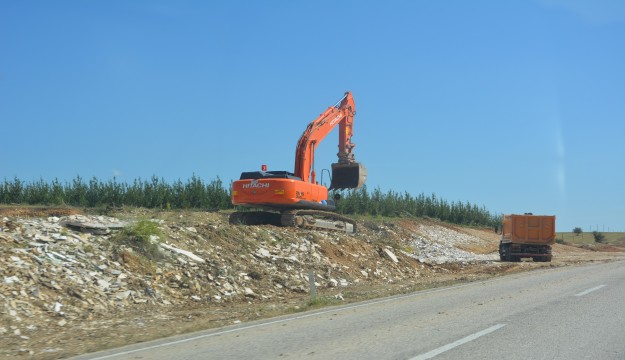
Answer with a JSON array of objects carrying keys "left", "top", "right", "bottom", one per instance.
[
  {"left": 409, "top": 324, "right": 506, "bottom": 360},
  {"left": 79, "top": 269, "right": 558, "bottom": 359},
  {"left": 83, "top": 280, "right": 491, "bottom": 359},
  {"left": 575, "top": 285, "right": 606, "bottom": 297}
]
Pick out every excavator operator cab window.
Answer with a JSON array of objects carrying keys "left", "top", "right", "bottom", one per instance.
[{"left": 239, "top": 171, "right": 301, "bottom": 181}]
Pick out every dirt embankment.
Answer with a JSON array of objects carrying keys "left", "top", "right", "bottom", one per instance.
[{"left": 1, "top": 207, "right": 624, "bottom": 359}]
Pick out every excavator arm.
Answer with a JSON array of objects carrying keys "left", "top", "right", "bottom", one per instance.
[{"left": 293, "top": 91, "right": 367, "bottom": 189}]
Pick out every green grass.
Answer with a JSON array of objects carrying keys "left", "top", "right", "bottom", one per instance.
[
  {"left": 556, "top": 232, "right": 625, "bottom": 246},
  {"left": 306, "top": 296, "right": 343, "bottom": 309},
  {"left": 112, "top": 219, "right": 165, "bottom": 260}
]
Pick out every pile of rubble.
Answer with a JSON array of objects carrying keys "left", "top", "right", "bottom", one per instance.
[
  {"left": 0, "top": 210, "right": 500, "bottom": 357},
  {"left": 404, "top": 224, "right": 498, "bottom": 264},
  {"left": 1, "top": 215, "right": 144, "bottom": 341}
]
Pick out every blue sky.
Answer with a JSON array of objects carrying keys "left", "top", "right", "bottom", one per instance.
[{"left": 2, "top": 1, "right": 624, "bottom": 232}]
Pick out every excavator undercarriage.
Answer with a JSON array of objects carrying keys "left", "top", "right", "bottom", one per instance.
[{"left": 229, "top": 209, "right": 357, "bottom": 233}]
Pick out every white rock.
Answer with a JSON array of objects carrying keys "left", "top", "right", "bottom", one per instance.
[
  {"left": 96, "top": 279, "right": 110, "bottom": 291},
  {"left": 115, "top": 291, "right": 131, "bottom": 300},
  {"left": 4, "top": 275, "right": 20, "bottom": 284},
  {"left": 160, "top": 243, "right": 205, "bottom": 263},
  {"left": 255, "top": 248, "right": 271, "bottom": 258},
  {"left": 383, "top": 248, "right": 399, "bottom": 263},
  {"left": 222, "top": 282, "right": 234, "bottom": 292}
]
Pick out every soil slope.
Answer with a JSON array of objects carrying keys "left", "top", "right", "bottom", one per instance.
[{"left": 1, "top": 207, "right": 623, "bottom": 359}]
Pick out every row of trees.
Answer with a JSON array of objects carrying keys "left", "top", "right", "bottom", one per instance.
[
  {"left": 335, "top": 186, "right": 500, "bottom": 227},
  {"left": 0, "top": 175, "right": 230, "bottom": 210},
  {"left": 0, "top": 176, "right": 500, "bottom": 227}
]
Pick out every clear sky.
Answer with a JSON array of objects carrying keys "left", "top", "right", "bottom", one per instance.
[{"left": 2, "top": 1, "right": 624, "bottom": 232}]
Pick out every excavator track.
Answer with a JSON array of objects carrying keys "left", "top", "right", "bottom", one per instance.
[
  {"left": 281, "top": 210, "right": 357, "bottom": 233},
  {"left": 229, "top": 211, "right": 282, "bottom": 226}
]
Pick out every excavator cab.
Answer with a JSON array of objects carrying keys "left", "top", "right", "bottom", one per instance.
[{"left": 330, "top": 162, "right": 367, "bottom": 190}]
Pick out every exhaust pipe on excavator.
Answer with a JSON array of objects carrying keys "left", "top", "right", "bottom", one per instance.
[{"left": 329, "top": 162, "right": 367, "bottom": 190}]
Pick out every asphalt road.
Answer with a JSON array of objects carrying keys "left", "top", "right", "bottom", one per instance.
[{"left": 73, "top": 260, "right": 625, "bottom": 360}]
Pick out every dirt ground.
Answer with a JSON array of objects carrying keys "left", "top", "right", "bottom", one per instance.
[{"left": 1, "top": 207, "right": 624, "bottom": 359}]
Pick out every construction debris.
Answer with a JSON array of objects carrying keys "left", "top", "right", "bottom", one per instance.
[{"left": 0, "top": 209, "right": 512, "bottom": 358}]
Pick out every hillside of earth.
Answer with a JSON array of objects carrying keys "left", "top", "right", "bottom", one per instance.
[{"left": 1, "top": 207, "right": 624, "bottom": 359}]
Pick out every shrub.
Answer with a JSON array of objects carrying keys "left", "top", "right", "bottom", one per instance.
[
  {"left": 592, "top": 231, "right": 606, "bottom": 243},
  {"left": 113, "top": 220, "right": 165, "bottom": 260}
]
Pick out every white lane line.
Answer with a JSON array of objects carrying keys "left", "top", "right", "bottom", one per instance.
[
  {"left": 82, "top": 280, "right": 494, "bottom": 360},
  {"left": 575, "top": 285, "right": 606, "bottom": 297},
  {"left": 410, "top": 324, "right": 506, "bottom": 360}
]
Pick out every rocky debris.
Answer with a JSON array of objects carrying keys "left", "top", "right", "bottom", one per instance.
[
  {"left": 61, "top": 215, "right": 128, "bottom": 234},
  {"left": 402, "top": 224, "right": 498, "bottom": 264},
  {"left": 0, "top": 210, "right": 501, "bottom": 358}
]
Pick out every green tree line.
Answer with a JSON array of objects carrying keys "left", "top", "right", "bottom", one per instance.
[
  {"left": 0, "top": 177, "right": 500, "bottom": 227},
  {"left": 0, "top": 175, "right": 230, "bottom": 210},
  {"left": 334, "top": 185, "right": 500, "bottom": 227}
]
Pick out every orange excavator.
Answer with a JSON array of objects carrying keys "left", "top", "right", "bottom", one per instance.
[{"left": 229, "top": 91, "right": 367, "bottom": 233}]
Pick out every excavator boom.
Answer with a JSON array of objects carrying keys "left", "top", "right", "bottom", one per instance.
[{"left": 294, "top": 92, "right": 366, "bottom": 189}]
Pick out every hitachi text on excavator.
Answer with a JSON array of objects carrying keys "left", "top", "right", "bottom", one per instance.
[{"left": 229, "top": 91, "right": 367, "bottom": 233}]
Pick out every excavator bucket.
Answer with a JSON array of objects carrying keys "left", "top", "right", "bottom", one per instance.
[{"left": 330, "top": 162, "right": 367, "bottom": 190}]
